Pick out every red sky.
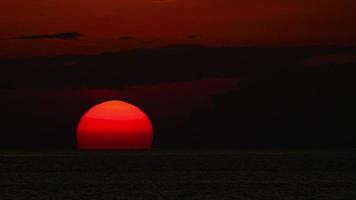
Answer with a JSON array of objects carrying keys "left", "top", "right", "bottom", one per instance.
[{"left": 1, "top": 0, "right": 356, "bottom": 57}]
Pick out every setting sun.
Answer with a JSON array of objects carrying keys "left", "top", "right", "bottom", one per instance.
[{"left": 77, "top": 100, "right": 153, "bottom": 150}]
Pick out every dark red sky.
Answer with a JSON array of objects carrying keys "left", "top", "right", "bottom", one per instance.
[{"left": 1, "top": 0, "right": 356, "bottom": 57}]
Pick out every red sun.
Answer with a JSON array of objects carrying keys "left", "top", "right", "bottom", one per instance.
[{"left": 77, "top": 100, "right": 153, "bottom": 150}]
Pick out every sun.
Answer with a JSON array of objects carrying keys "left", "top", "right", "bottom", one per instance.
[{"left": 77, "top": 100, "right": 153, "bottom": 150}]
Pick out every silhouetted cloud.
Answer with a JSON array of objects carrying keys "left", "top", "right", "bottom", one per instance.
[
  {"left": 141, "top": 40, "right": 157, "bottom": 44},
  {"left": 14, "top": 32, "right": 81, "bottom": 40},
  {"left": 116, "top": 36, "right": 159, "bottom": 44},
  {"left": 187, "top": 34, "right": 202, "bottom": 39},
  {"left": 118, "top": 36, "right": 157, "bottom": 44},
  {"left": 118, "top": 36, "right": 132, "bottom": 41}
]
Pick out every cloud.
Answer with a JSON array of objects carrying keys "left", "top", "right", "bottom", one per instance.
[
  {"left": 0, "top": 78, "right": 239, "bottom": 118},
  {"left": 117, "top": 36, "right": 158, "bottom": 44},
  {"left": 118, "top": 36, "right": 132, "bottom": 41},
  {"left": 141, "top": 40, "right": 157, "bottom": 44},
  {"left": 14, "top": 32, "right": 81, "bottom": 40},
  {"left": 187, "top": 34, "right": 202, "bottom": 39}
]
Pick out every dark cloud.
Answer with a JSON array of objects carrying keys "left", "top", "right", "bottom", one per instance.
[
  {"left": 187, "top": 34, "right": 202, "bottom": 39},
  {"left": 141, "top": 40, "right": 158, "bottom": 44},
  {"left": 117, "top": 37, "right": 160, "bottom": 44},
  {"left": 118, "top": 36, "right": 132, "bottom": 41},
  {"left": 118, "top": 36, "right": 157, "bottom": 44},
  {"left": 1, "top": 46, "right": 356, "bottom": 149},
  {"left": 14, "top": 32, "right": 81, "bottom": 40}
]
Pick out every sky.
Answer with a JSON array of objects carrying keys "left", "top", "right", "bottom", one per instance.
[
  {"left": 0, "top": 1, "right": 356, "bottom": 149},
  {"left": 0, "top": 0, "right": 356, "bottom": 57}
]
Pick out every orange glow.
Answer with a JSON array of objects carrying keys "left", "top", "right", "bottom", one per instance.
[{"left": 77, "top": 100, "right": 153, "bottom": 150}]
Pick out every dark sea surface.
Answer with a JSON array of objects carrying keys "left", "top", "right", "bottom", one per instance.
[{"left": 0, "top": 150, "right": 356, "bottom": 199}]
